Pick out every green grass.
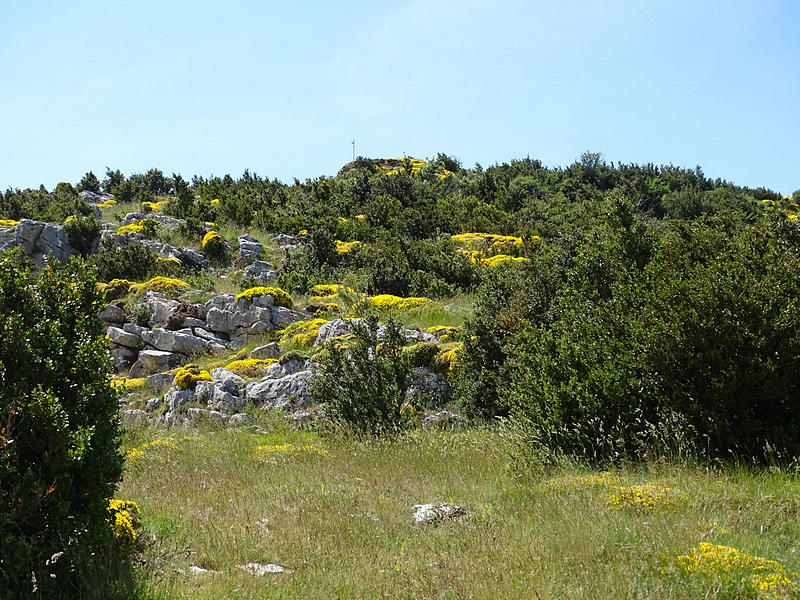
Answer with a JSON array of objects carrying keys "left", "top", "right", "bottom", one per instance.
[{"left": 118, "top": 420, "right": 800, "bottom": 599}]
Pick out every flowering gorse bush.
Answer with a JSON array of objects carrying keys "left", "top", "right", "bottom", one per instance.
[
  {"left": 605, "top": 483, "right": 681, "bottom": 512},
  {"left": 201, "top": 230, "right": 226, "bottom": 260},
  {"left": 224, "top": 358, "right": 277, "bottom": 378},
  {"left": 129, "top": 276, "right": 190, "bottom": 295},
  {"left": 368, "top": 294, "right": 440, "bottom": 312},
  {"left": 279, "top": 318, "right": 328, "bottom": 346},
  {"left": 236, "top": 286, "right": 294, "bottom": 308},
  {"left": 335, "top": 240, "right": 362, "bottom": 254},
  {"left": 117, "top": 222, "right": 144, "bottom": 236},
  {"left": 173, "top": 364, "right": 213, "bottom": 390},
  {"left": 666, "top": 543, "right": 798, "bottom": 599},
  {"left": 106, "top": 499, "right": 140, "bottom": 546}
]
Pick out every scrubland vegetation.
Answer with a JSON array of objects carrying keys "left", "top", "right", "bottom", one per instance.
[{"left": 2, "top": 153, "right": 800, "bottom": 598}]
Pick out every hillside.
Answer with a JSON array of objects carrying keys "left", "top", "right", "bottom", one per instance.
[{"left": 2, "top": 154, "right": 800, "bottom": 599}]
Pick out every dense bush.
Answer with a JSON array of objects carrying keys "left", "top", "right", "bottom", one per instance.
[
  {"left": 502, "top": 205, "right": 800, "bottom": 463},
  {"left": 64, "top": 214, "right": 101, "bottom": 256},
  {"left": 312, "top": 315, "right": 413, "bottom": 436},
  {"left": 0, "top": 252, "right": 126, "bottom": 596},
  {"left": 91, "top": 238, "right": 158, "bottom": 282},
  {"left": 77, "top": 171, "right": 100, "bottom": 193}
]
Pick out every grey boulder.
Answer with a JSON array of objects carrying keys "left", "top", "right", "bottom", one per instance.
[
  {"left": 245, "top": 370, "right": 314, "bottom": 410},
  {"left": 140, "top": 328, "right": 208, "bottom": 355},
  {"left": 129, "top": 350, "right": 183, "bottom": 378}
]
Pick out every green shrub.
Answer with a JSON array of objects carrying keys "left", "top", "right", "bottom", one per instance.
[
  {"left": 503, "top": 208, "right": 800, "bottom": 463},
  {"left": 0, "top": 252, "right": 126, "bottom": 595},
  {"left": 64, "top": 214, "right": 101, "bottom": 256},
  {"left": 110, "top": 180, "right": 136, "bottom": 204},
  {"left": 77, "top": 171, "right": 100, "bottom": 193},
  {"left": 312, "top": 315, "right": 413, "bottom": 436},
  {"left": 92, "top": 238, "right": 157, "bottom": 282}
]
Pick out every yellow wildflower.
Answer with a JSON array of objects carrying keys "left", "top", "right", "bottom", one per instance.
[
  {"left": 672, "top": 543, "right": 797, "bottom": 599},
  {"left": 335, "top": 240, "right": 362, "bottom": 254},
  {"left": 117, "top": 223, "right": 144, "bottom": 235},
  {"left": 173, "top": 364, "right": 213, "bottom": 390},
  {"left": 606, "top": 483, "right": 680, "bottom": 512},
  {"left": 224, "top": 358, "right": 277, "bottom": 378},
  {"left": 279, "top": 318, "right": 327, "bottom": 346},
  {"left": 236, "top": 286, "right": 293, "bottom": 308},
  {"left": 369, "top": 294, "right": 439, "bottom": 312},
  {"left": 129, "top": 276, "right": 190, "bottom": 295}
]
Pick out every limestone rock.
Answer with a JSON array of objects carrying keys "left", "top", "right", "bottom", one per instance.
[
  {"left": 248, "top": 342, "right": 281, "bottom": 360},
  {"left": 146, "top": 372, "right": 174, "bottom": 392},
  {"left": 237, "top": 234, "right": 263, "bottom": 266},
  {"left": 120, "top": 409, "right": 148, "bottom": 427},
  {"left": 106, "top": 326, "right": 141, "bottom": 349},
  {"left": 140, "top": 328, "right": 208, "bottom": 355},
  {"left": 270, "top": 305, "right": 307, "bottom": 329},
  {"left": 16, "top": 219, "right": 77, "bottom": 266},
  {"left": 121, "top": 212, "right": 185, "bottom": 231},
  {"left": 99, "top": 304, "right": 127, "bottom": 324},
  {"left": 129, "top": 350, "right": 184, "bottom": 378},
  {"left": 421, "top": 410, "right": 465, "bottom": 430},
  {"left": 238, "top": 562, "right": 293, "bottom": 576},
  {"left": 209, "top": 367, "right": 247, "bottom": 390},
  {"left": 245, "top": 370, "right": 314, "bottom": 410},
  {"left": 405, "top": 371, "right": 450, "bottom": 408},
  {"left": 110, "top": 347, "right": 137, "bottom": 370},
  {"left": 141, "top": 292, "right": 181, "bottom": 324},
  {"left": 165, "top": 387, "right": 194, "bottom": 411},
  {"left": 243, "top": 260, "right": 277, "bottom": 283},
  {"left": 412, "top": 503, "right": 468, "bottom": 525}
]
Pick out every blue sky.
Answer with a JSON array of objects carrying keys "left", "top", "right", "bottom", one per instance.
[{"left": 1, "top": 0, "right": 798, "bottom": 194}]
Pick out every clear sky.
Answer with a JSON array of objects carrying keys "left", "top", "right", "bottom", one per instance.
[{"left": 1, "top": 0, "right": 798, "bottom": 194}]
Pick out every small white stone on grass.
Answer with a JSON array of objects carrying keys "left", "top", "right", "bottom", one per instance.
[
  {"left": 412, "top": 502, "right": 469, "bottom": 525},
  {"left": 189, "top": 565, "right": 220, "bottom": 575},
  {"left": 238, "top": 562, "right": 293, "bottom": 576}
]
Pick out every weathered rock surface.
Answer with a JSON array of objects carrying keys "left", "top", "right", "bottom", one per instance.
[
  {"left": 121, "top": 409, "right": 149, "bottom": 427},
  {"left": 314, "top": 319, "right": 437, "bottom": 347},
  {"left": 237, "top": 234, "right": 263, "bottom": 266},
  {"left": 238, "top": 562, "right": 293, "bottom": 576},
  {"left": 99, "top": 304, "right": 127, "bottom": 324},
  {"left": 243, "top": 260, "right": 277, "bottom": 283},
  {"left": 210, "top": 367, "right": 247, "bottom": 390},
  {"left": 107, "top": 326, "right": 141, "bottom": 349},
  {"left": 14, "top": 219, "right": 78, "bottom": 266},
  {"left": 79, "top": 190, "right": 114, "bottom": 205},
  {"left": 248, "top": 342, "right": 282, "bottom": 360},
  {"left": 412, "top": 503, "right": 469, "bottom": 525},
  {"left": 421, "top": 410, "right": 465, "bottom": 430},
  {"left": 110, "top": 347, "right": 138, "bottom": 370},
  {"left": 129, "top": 350, "right": 184, "bottom": 378},
  {"left": 245, "top": 370, "right": 314, "bottom": 410},
  {"left": 405, "top": 370, "right": 450, "bottom": 408},
  {"left": 165, "top": 388, "right": 193, "bottom": 410},
  {"left": 121, "top": 212, "right": 185, "bottom": 231},
  {"left": 141, "top": 328, "right": 209, "bottom": 354},
  {"left": 146, "top": 372, "right": 174, "bottom": 392}
]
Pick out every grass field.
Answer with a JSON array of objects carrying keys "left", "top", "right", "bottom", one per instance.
[{"left": 119, "top": 416, "right": 800, "bottom": 599}]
